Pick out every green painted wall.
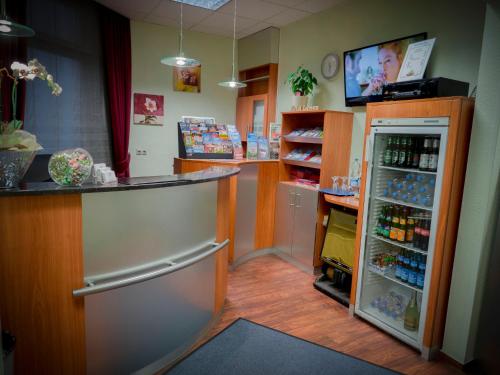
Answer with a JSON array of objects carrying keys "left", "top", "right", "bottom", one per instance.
[
  {"left": 443, "top": 0, "right": 500, "bottom": 363},
  {"left": 129, "top": 21, "right": 236, "bottom": 176},
  {"left": 277, "top": 0, "right": 485, "bottom": 170}
]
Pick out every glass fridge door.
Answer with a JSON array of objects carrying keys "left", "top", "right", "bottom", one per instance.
[{"left": 355, "top": 123, "right": 448, "bottom": 349}]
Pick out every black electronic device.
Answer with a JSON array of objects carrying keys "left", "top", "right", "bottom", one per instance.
[{"left": 382, "top": 77, "right": 469, "bottom": 101}]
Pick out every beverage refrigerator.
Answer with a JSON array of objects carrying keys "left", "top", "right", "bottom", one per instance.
[{"left": 352, "top": 98, "right": 475, "bottom": 359}]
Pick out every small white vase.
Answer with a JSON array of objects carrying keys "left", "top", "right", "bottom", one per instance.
[{"left": 292, "top": 95, "right": 308, "bottom": 110}]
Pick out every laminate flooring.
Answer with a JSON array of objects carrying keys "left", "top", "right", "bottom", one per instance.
[{"left": 206, "top": 255, "right": 464, "bottom": 375}]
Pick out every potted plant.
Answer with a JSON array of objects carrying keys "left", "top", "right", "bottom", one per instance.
[
  {"left": 286, "top": 66, "right": 318, "bottom": 109},
  {"left": 0, "top": 59, "right": 62, "bottom": 188}
]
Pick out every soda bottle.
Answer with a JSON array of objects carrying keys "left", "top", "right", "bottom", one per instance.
[
  {"left": 406, "top": 212, "right": 415, "bottom": 243},
  {"left": 412, "top": 138, "right": 421, "bottom": 169},
  {"left": 398, "top": 207, "right": 408, "bottom": 242},
  {"left": 398, "top": 137, "right": 407, "bottom": 167},
  {"left": 422, "top": 219, "right": 431, "bottom": 251},
  {"left": 392, "top": 136, "right": 400, "bottom": 167},
  {"left": 414, "top": 218, "right": 422, "bottom": 249},
  {"left": 419, "top": 137, "right": 432, "bottom": 171},
  {"left": 377, "top": 207, "right": 386, "bottom": 236},
  {"left": 408, "top": 254, "right": 418, "bottom": 287},
  {"left": 401, "top": 250, "right": 410, "bottom": 283},
  {"left": 417, "top": 255, "right": 427, "bottom": 289},
  {"left": 383, "top": 137, "right": 393, "bottom": 166},
  {"left": 384, "top": 206, "right": 392, "bottom": 238},
  {"left": 390, "top": 206, "right": 400, "bottom": 240},
  {"left": 406, "top": 137, "right": 414, "bottom": 168},
  {"left": 428, "top": 138, "right": 439, "bottom": 172}
]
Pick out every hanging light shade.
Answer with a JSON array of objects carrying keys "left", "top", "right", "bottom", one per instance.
[
  {"left": 218, "top": 0, "right": 246, "bottom": 89},
  {"left": 0, "top": 0, "right": 35, "bottom": 37},
  {"left": 160, "top": 1, "right": 200, "bottom": 68}
]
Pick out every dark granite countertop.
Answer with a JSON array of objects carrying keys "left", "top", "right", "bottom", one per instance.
[{"left": 0, "top": 166, "right": 240, "bottom": 197}]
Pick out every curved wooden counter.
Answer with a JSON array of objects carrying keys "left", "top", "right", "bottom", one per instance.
[{"left": 0, "top": 167, "right": 238, "bottom": 374}]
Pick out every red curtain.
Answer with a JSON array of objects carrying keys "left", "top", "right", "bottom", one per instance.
[
  {"left": 0, "top": 0, "right": 27, "bottom": 123},
  {"left": 101, "top": 8, "right": 131, "bottom": 177}
]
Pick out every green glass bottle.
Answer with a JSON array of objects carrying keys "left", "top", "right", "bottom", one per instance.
[
  {"left": 383, "top": 137, "right": 393, "bottom": 166},
  {"left": 404, "top": 291, "right": 420, "bottom": 331}
]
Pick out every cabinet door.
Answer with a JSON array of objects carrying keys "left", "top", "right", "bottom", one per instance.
[
  {"left": 249, "top": 94, "right": 268, "bottom": 138},
  {"left": 236, "top": 96, "right": 251, "bottom": 141},
  {"left": 274, "top": 183, "right": 295, "bottom": 256},
  {"left": 291, "top": 186, "right": 318, "bottom": 267}
]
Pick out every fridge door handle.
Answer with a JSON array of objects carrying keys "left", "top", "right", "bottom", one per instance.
[
  {"left": 72, "top": 239, "right": 230, "bottom": 298},
  {"left": 365, "top": 135, "right": 374, "bottom": 163},
  {"left": 295, "top": 192, "right": 302, "bottom": 208}
]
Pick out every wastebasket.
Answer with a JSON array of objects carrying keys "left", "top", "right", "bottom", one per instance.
[{"left": 2, "top": 331, "right": 15, "bottom": 375}]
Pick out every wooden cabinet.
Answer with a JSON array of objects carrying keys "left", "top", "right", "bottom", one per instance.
[
  {"left": 236, "top": 63, "right": 277, "bottom": 141},
  {"left": 236, "top": 94, "right": 269, "bottom": 140},
  {"left": 275, "top": 110, "right": 354, "bottom": 268}
]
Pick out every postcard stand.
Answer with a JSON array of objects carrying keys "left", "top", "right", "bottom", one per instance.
[{"left": 178, "top": 122, "right": 234, "bottom": 159}]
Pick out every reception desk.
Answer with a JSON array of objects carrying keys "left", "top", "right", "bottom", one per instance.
[{"left": 0, "top": 167, "right": 238, "bottom": 374}]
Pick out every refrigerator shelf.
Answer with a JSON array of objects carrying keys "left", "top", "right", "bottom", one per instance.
[
  {"left": 368, "top": 266, "right": 423, "bottom": 294},
  {"left": 369, "top": 234, "right": 429, "bottom": 255},
  {"left": 377, "top": 165, "right": 437, "bottom": 176},
  {"left": 375, "top": 196, "right": 433, "bottom": 212},
  {"left": 358, "top": 305, "right": 419, "bottom": 347}
]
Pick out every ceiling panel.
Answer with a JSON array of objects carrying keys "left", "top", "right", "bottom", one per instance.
[{"left": 95, "top": 0, "right": 344, "bottom": 39}]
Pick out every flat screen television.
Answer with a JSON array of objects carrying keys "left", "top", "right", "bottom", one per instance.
[{"left": 343, "top": 32, "right": 427, "bottom": 107}]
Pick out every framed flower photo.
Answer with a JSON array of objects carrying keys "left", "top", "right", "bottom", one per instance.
[
  {"left": 173, "top": 66, "right": 201, "bottom": 93},
  {"left": 133, "top": 93, "right": 164, "bottom": 126}
]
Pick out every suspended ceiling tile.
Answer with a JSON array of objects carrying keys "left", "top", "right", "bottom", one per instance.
[
  {"left": 265, "top": 7, "right": 310, "bottom": 27},
  {"left": 237, "top": 21, "right": 273, "bottom": 38},
  {"left": 217, "top": 0, "right": 287, "bottom": 21},
  {"left": 195, "top": 12, "right": 255, "bottom": 32},
  {"left": 263, "top": 0, "right": 305, "bottom": 6},
  {"left": 293, "top": 0, "right": 345, "bottom": 13},
  {"left": 96, "top": 0, "right": 161, "bottom": 15},
  {"left": 151, "top": 0, "right": 213, "bottom": 28}
]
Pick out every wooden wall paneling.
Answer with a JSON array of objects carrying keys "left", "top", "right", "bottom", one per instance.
[
  {"left": 267, "top": 63, "right": 278, "bottom": 125},
  {"left": 215, "top": 177, "right": 232, "bottom": 313},
  {"left": 319, "top": 112, "right": 353, "bottom": 189},
  {"left": 0, "top": 194, "right": 86, "bottom": 375},
  {"left": 236, "top": 96, "right": 251, "bottom": 141},
  {"left": 254, "top": 162, "right": 279, "bottom": 249}
]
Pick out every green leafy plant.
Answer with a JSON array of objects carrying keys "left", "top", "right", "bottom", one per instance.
[{"left": 286, "top": 66, "right": 318, "bottom": 96}]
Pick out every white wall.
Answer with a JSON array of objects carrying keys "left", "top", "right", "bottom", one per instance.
[
  {"left": 129, "top": 21, "right": 237, "bottom": 177},
  {"left": 238, "top": 27, "right": 280, "bottom": 71},
  {"left": 276, "top": 0, "right": 485, "bottom": 171},
  {"left": 443, "top": 0, "right": 500, "bottom": 363}
]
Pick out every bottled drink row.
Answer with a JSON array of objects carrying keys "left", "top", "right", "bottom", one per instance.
[
  {"left": 382, "top": 173, "right": 436, "bottom": 207},
  {"left": 370, "top": 250, "right": 427, "bottom": 289},
  {"left": 375, "top": 204, "right": 432, "bottom": 251},
  {"left": 383, "top": 135, "right": 440, "bottom": 172}
]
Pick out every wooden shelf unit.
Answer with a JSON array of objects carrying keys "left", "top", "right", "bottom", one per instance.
[
  {"left": 235, "top": 63, "right": 278, "bottom": 141},
  {"left": 277, "top": 110, "right": 354, "bottom": 268},
  {"left": 283, "top": 135, "right": 323, "bottom": 144},
  {"left": 282, "top": 159, "right": 321, "bottom": 169}
]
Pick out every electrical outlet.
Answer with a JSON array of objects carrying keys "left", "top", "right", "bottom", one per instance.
[{"left": 135, "top": 149, "right": 147, "bottom": 156}]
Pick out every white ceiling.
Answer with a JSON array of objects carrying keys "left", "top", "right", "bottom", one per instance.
[{"left": 95, "top": 0, "right": 345, "bottom": 39}]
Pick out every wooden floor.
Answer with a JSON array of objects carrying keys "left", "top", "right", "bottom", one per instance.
[{"left": 205, "top": 255, "right": 464, "bottom": 375}]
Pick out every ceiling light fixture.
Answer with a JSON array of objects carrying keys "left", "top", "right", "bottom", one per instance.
[
  {"left": 218, "top": 0, "right": 246, "bottom": 89},
  {"left": 0, "top": 0, "right": 35, "bottom": 37},
  {"left": 172, "top": 0, "right": 231, "bottom": 11},
  {"left": 160, "top": 1, "right": 200, "bottom": 68}
]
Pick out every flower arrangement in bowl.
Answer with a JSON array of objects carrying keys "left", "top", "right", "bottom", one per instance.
[
  {"left": 286, "top": 66, "right": 318, "bottom": 109},
  {"left": 48, "top": 148, "right": 93, "bottom": 186},
  {"left": 0, "top": 59, "right": 62, "bottom": 187}
]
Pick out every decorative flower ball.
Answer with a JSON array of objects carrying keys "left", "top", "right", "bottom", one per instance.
[{"left": 48, "top": 148, "right": 93, "bottom": 186}]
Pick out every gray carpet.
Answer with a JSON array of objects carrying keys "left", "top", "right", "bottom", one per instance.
[{"left": 167, "top": 318, "right": 400, "bottom": 374}]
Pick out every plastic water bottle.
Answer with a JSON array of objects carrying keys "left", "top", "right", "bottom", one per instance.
[
  {"left": 416, "top": 174, "right": 426, "bottom": 183},
  {"left": 419, "top": 194, "right": 433, "bottom": 207},
  {"left": 350, "top": 158, "right": 361, "bottom": 198}
]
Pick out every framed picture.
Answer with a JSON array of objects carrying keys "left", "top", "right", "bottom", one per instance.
[
  {"left": 173, "top": 66, "right": 201, "bottom": 93},
  {"left": 133, "top": 93, "right": 164, "bottom": 126}
]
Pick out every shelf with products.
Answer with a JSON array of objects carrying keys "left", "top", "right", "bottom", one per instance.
[
  {"left": 377, "top": 165, "right": 437, "bottom": 175},
  {"left": 368, "top": 266, "right": 423, "bottom": 294},
  {"left": 283, "top": 135, "right": 323, "bottom": 144},
  {"left": 369, "top": 234, "right": 428, "bottom": 255},
  {"left": 282, "top": 159, "right": 321, "bottom": 169},
  {"left": 375, "top": 196, "right": 433, "bottom": 212}
]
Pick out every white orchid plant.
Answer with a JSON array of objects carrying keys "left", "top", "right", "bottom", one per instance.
[{"left": 0, "top": 59, "right": 62, "bottom": 151}]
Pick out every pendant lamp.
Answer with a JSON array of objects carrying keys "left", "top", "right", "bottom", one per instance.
[
  {"left": 218, "top": 0, "right": 246, "bottom": 88},
  {"left": 0, "top": 0, "right": 35, "bottom": 37},
  {"left": 160, "top": 1, "right": 200, "bottom": 67}
]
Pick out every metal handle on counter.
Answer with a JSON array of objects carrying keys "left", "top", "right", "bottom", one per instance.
[{"left": 72, "top": 239, "right": 230, "bottom": 298}]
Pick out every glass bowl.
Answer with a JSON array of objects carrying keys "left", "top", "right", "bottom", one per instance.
[{"left": 48, "top": 148, "right": 93, "bottom": 186}]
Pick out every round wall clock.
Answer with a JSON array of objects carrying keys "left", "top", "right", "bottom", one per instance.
[{"left": 321, "top": 53, "right": 340, "bottom": 80}]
